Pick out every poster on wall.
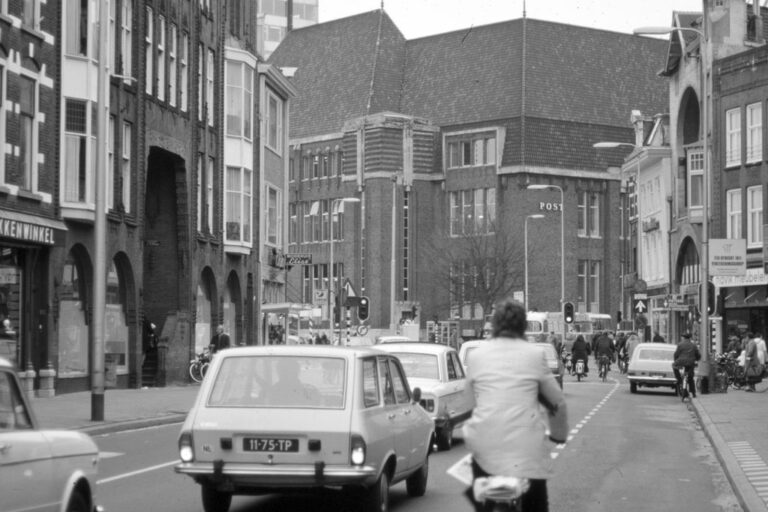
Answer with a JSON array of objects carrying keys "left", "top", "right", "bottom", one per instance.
[{"left": 709, "top": 238, "right": 746, "bottom": 276}]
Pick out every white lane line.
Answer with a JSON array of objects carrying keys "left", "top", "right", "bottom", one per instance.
[
  {"left": 97, "top": 460, "right": 179, "bottom": 484},
  {"left": 99, "top": 451, "right": 124, "bottom": 459}
]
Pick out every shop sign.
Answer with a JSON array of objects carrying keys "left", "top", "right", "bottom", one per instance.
[
  {"left": 709, "top": 239, "right": 746, "bottom": 276},
  {"left": 712, "top": 267, "right": 768, "bottom": 288},
  {"left": 0, "top": 214, "right": 64, "bottom": 246}
]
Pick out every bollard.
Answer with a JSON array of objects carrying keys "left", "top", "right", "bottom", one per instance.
[{"left": 37, "top": 364, "right": 56, "bottom": 398}]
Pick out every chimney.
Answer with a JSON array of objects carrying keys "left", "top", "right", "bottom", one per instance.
[
  {"left": 631, "top": 110, "right": 646, "bottom": 147},
  {"left": 287, "top": 0, "right": 293, "bottom": 32}
]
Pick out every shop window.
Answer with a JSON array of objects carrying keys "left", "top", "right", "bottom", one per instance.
[
  {"left": 0, "top": 253, "right": 21, "bottom": 366},
  {"left": 105, "top": 262, "right": 128, "bottom": 372},
  {"left": 58, "top": 251, "right": 88, "bottom": 376}
]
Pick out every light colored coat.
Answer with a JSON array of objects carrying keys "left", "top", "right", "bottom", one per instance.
[{"left": 462, "top": 338, "right": 568, "bottom": 479}]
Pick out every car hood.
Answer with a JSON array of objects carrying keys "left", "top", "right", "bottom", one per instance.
[{"left": 41, "top": 430, "right": 99, "bottom": 457}]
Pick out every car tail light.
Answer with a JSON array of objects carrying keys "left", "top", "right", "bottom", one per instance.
[
  {"left": 419, "top": 398, "right": 435, "bottom": 412},
  {"left": 350, "top": 434, "right": 366, "bottom": 465},
  {"left": 179, "top": 432, "right": 195, "bottom": 462}
]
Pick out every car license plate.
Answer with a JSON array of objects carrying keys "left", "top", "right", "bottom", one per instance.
[
  {"left": 649, "top": 372, "right": 667, "bottom": 377},
  {"left": 243, "top": 438, "right": 299, "bottom": 452}
]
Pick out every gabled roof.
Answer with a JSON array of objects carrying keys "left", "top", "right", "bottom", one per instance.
[{"left": 271, "top": 11, "right": 669, "bottom": 139}]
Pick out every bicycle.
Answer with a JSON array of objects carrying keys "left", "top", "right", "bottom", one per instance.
[
  {"left": 617, "top": 352, "right": 629, "bottom": 375},
  {"left": 714, "top": 351, "right": 745, "bottom": 390},
  {"left": 675, "top": 364, "right": 696, "bottom": 401},
  {"left": 597, "top": 355, "right": 611, "bottom": 382},
  {"left": 189, "top": 348, "right": 211, "bottom": 383}
]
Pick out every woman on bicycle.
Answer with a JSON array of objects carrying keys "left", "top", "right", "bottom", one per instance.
[{"left": 673, "top": 333, "right": 700, "bottom": 398}]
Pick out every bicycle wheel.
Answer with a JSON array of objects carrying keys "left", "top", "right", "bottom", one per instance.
[
  {"left": 200, "top": 362, "right": 210, "bottom": 380},
  {"left": 189, "top": 362, "right": 203, "bottom": 383}
]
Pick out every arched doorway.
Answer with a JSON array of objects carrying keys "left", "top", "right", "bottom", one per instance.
[
  {"left": 57, "top": 245, "right": 92, "bottom": 378},
  {"left": 106, "top": 253, "right": 136, "bottom": 386},
  {"left": 194, "top": 268, "right": 216, "bottom": 354},
  {"left": 224, "top": 271, "right": 241, "bottom": 346},
  {"left": 675, "top": 237, "right": 700, "bottom": 337}
]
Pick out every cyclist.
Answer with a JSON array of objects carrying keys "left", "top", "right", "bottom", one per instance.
[
  {"left": 593, "top": 332, "right": 615, "bottom": 373},
  {"left": 673, "top": 332, "right": 701, "bottom": 398}
]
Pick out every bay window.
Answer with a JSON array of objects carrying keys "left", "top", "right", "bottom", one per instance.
[
  {"left": 225, "top": 61, "right": 253, "bottom": 139},
  {"left": 225, "top": 166, "right": 252, "bottom": 243}
]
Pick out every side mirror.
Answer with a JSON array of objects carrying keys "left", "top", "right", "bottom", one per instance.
[{"left": 411, "top": 387, "right": 422, "bottom": 404}]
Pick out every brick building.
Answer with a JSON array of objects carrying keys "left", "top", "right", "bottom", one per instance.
[{"left": 270, "top": 10, "right": 670, "bottom": 338}]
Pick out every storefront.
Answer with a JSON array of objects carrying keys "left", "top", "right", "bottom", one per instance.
[
  {"left": 261, "top": 303, "right": 320, "bottom": 345},
  {"left": 713, "top": 268, "right": 768, "bottom": 342},
  {"left": 0, "top": 210, "right": 67, "bottom": 376}
]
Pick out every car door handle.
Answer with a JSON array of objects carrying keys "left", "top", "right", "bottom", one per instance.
[
  {"left": 0, "top": 443, "right": 10, "bottom": 455},
  {"left": 387, "top": 413, "right": 396, "bottom": 420}
]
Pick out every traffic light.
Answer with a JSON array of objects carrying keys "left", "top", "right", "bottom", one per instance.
[
  {"left": 358, "top": 296, "right": 370, "bottom": 322},
  {"left": 563, "top": 302, "right": 574, "bottom": 324},
  {"left": 700, "top": 280, "right": 718, "bottom": 316}
]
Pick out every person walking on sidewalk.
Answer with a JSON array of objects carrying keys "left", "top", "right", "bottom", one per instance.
[
  {"left": 744, "top": 336, "right": 764, "bottom": 392},
  {"left": 673, "top": 333, "right": 700, "bottom": 398},
  {"left": 209, "top": 324, "right": 231, "bottom": 354}
]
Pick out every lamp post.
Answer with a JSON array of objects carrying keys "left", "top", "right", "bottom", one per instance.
[
  {"left": 634, "top": 21, "right": 712, "bottom": 387},
  {"left": 329, "top": 197, "right": 360, "bottom": 344},
  {"left": 593, "top": 141, "right": 642, "bottom": 330},
  {"left": 524, "top": 214, "right": 545, "bottom": 311}
]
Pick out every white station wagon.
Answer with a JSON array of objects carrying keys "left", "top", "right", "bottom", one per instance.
[
  {"left": 175, "top": 345, "right": 434, "bottom": 512},
  {"left": 627, "top": 343, "right": 678, "bottom": 394},
  {"left": 0, "top": 357, "right": 102, "bottom": 512}
]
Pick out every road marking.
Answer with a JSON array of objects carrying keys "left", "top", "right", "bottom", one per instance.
[
  {"left": 99, "top": 451, "right": 124, "bottom": 459},
  {"left": 97, "top": 460, "right": 179, "bottom": 484},
  {"left": 727, "top": 441, "right": 768, "bottom": 498}
]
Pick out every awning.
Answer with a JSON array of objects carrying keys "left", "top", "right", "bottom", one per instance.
[{"left": 0, "top": 209, "right": 67, "bottom": 246}]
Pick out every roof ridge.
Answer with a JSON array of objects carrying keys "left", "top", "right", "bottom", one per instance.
[{"left": 365, "top": 9, "right": 386, "bottom": 114}]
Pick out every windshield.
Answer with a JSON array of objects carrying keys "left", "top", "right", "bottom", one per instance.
[
  {"left": 637, "top": 349, "right": 674, "bottom": 361},
  {"left": 526, "top": 320, "right": 544, "bottom": 333},
  {"left": 391, "top": 353, "right": 440, "bottom": 380},
  {"left": 208, "top": 355, "right": 346, "bottom": 409}
]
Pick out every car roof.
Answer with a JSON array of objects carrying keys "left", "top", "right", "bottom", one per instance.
[
  {"left": 373, "top": 342, "right": 454, "bottom": 354},
  {"left": 635, "top": 342, "right": 675, "bottom": 350}
]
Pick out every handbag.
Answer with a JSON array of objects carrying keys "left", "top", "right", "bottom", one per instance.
[{"left": 746, "top": 363, "right": 764, "bottom": 379}]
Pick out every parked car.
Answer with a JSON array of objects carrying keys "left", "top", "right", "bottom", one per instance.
[
  {"left": 627, "top": 343, "right": 678, "bottom": 394},
  {"left": 175, "top": 345, "right": 434, "bottom": 512},
  {"left": 0, "top": 356, "right": 102, "bottom": 512},
  {"left": 373, "top": 342, "right": 472, "bottom": 451}
]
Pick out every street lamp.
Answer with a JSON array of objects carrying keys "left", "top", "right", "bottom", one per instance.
[
  {"left": 329, "top": 197, "right": 360, "bottom": 343},
  {"left": 524, "top": 214, "right": 545, "bottom": 311},
  {"left": 634, "top": 22, "right": 712, "bottom": 382},
  {"left": 594, "top": 141, "right": 642, "bottom": 330}
]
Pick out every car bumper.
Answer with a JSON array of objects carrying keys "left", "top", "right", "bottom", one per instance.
[
  {"left": 175, "top": 461, "right": 378, "bottom": 488},
  {"left": 628, "top": 376, "right": 677, "bottom": 386}
]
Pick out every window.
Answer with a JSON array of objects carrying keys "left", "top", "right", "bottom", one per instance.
[
  {"left": 66, "top": 0, "right": 89, "bottom": 56},
  {"left": 577, "top": 191, "right": 601, "bottom": 237},
  {"left": 19, "top": 76, "right": 36, "bottom": 190},
  {"left": 22, "top": 0, "right": 40, "bottom": 30},
  {"left": 207, "top": 157, "right": 214, "bottom": 233},
  {"left": 726, "top": 189, "right": 742, "bottom": 240},
  {"left": 109, "top": 0, "right": 116, "bottom": 69},
  {"left": 747, "top": 102, "right": 762, "bottom": 164},
  {"left": 446, "top": 135, "right": 496, "bottom": 168},
  {"left": 331, "top": 200, "right": 347, "bottom": 241},
  {"left": 320, "top": 199, "right": 329, "bottom": 241},
  {"left": 266, "top": 90, "right": 282, "bottom": 153},
  {"left": 577, "top": 260, "right": 601, "bottom": 313},
  {"left": 157, "top": 16, "right": 165, "bottom": 101},
  {"left": 726, "top": 107, "right": 741, "bottom": 167},
  {"left": 119, "top": 0, "right": 133, "bottom": 78},
  {"left": 169, "top": 24, "right": 177, "bottom": 107},
  {"left": 362, "top": 358, "right": 379, "bottom": 408},
  {"left": 266, "top": 186, "right": 281, "bottom": 245},
  {"left": 180, "top": 33, "right": 189, "bottom": 111},
  {"left": 335, "top": 149, "right": 343, "bottom": 176},
  {"left": 449, "top": 188, "right": 496, "bottom": 236},
  {"left": 747, "top": 185, "right": 763, "bottom": 248},
  {"left": 688, "top": 150, "right": 704, "bottom": 208},
  {"left": 225, "top": 61, "right": 253, "bottom": 139},
  {"left": 0, "top": 66, "right": 4, "bottom": 182},
  {"left": 107, "top": 116, "right": 115, "bottom": 209},
  {"left": 225, "top": 166, "right": 252, "bottom": 243},
  {"left": 121, "top": 122, "right": 132, "bottom": 212},
  {"left": 303, "top": 202, "right": 314, "bottom": 243},
  {"left": 145, "top": 6, "right": 153, "bottom": 95},
  {"left": 378, "top": 358, "right": 396, "bottom": 405},
  {"left": 206, "top": 49, "right": 214, "bottom": 126},
  {"left": 312, "top": 155, "right": 319, "bottom": 179},
  {"left": 198, "top": 44, "right": 204, "bottom": 121},
  {"left": 289, "top": 203, "right": 297, "bottom": 244},
  {"left": 196, "top": 156, "right": 203, "bottom": 231},
  {"left": 63, "top": 99, "right": 91, "bottom": 203}
]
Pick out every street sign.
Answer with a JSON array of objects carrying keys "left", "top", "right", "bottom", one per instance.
[
  {"left": 634, "top": 298, "right": 648, "bottom": 315},
  {"left": 286, "top": 253, "right": 312, "bottom": 265},
  {"left": 664, "top": 294, "right": 688, "bottom": 311},
  {"left": 314, "top": 289, "right": 328, "bottom": 304}
]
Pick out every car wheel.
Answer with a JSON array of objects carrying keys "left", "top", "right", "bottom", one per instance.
[
  {"left": 364, "top": 471, "right": 390, "bottom": 512},
  {"left": 65, "top": 490, "right": 89, "bottom": 512},
  {"left": 406, "top": 455, "right": 429, "bottom": 497},
  {"left": 436, "top": 425, "right": 453, "bottom": 451},
  {"left": 629, "top": 381, "right": 637, "bottom": 394},
  {"left": 201, "top": 484, "right": 232, "bottom": 512}
]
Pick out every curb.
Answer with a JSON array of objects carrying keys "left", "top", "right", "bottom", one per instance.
[
  {"left": 690, "top": 397, "right": 767, "bottom": 512},
  {"left": 73, "top": 413, "right": 187, "bottom": 436}
]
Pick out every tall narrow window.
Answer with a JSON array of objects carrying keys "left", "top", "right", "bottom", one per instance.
[
  {"left": 244, "top": 66, "right": 253, "bottom": 139},
  {"left": 589, "top": 261, "right": 600, "bottom": 313},
  {"left": 225, "top": 61, "right": 243, "bottom": 136},
  {"left": 198, "top": 44, "right": 204, "bottom": 121},
  {"left": 747, "top": 185, "right": 763, "bottom": 248},
  {"left": 64, "top": 99, "right": 88, "bottom": 202},
  {"left": 169, "top": 24, "right": 177, "bottom": 107},
  {"left": 486, "top": 188, "right": 496, "bottom": 232},
  {"left": 107, "top": 116, "right": 115, "bottom": 209},
  {"left": 19, "top": 76, "right": 36, "bottom": 190},
  {"left": 120, "top": 0, "right": 133, "bottom": 78},
  {"left": 588, "top": 193, "right": 600, "bottom": 237},
  {"left": 157, "top": 15, "right": 165, "bottom": 101},
  {"left": 267, "top": 187, "right": 280, "bottom": 245},
  {"left": 145, "top": 6, "right": 153, "bottom": 95},
  {"left": 122, "top": 122, "right": 132, "bottom": 213},
  {"left": 0, "top": 66, "right": 5, "bottom": 182},
  {"left": 289, "top": 203, "right": 297, "bottom": 244},
  {"left": 726, "top": 189, "right": 742, "bottom": 239},
  {"left": 109, "top": 0, "right": 116, "bottom": 69},
  {"left": 726, "top": 107, "right": 741, "bottom": 167},
  {"left": 266, "top": 91, "right": 282, "bottom": 153},
  {"left": 688, "top": 150, "right": 704, "bottom": 208},
  {"left": 225, "top": 167, "right": 252, "bottom": 244},
  {"left": 746, "top": 102, "right": 762, "bottom": 164},
  {"left": 180, "top": 33, "right": 189, "bottom": 111},
  {"left": 196, "top": 156, "right": 203, "bottom": 231},
  {"left": 66, "top": 0, "right": 89, "bottom": 56},
  {"left": 577, "top": 260, "right": 587, "bottom": 312},
  {"left": 207, "top": 157, "right": 214, "bottom": 232},
  {"left": 577, "top": 192, "right": 587, "bottom": 237},
  {"left": 206, "top": 49, "right": 214, "bottom": 126}
]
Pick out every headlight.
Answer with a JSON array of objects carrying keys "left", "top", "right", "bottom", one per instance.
[
  {"left": 350, "top": 434, "right": 366, "bottom": 465},
  {"left": 419, "top": 398, "right": 435, "bottom": 412},
  {"left": 179, "top": 432, "right": 194, "bottom": 462}
]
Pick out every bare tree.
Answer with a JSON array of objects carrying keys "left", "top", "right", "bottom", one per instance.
[{"left": 424, "top": 220, "right": 523, "bottom": 318}]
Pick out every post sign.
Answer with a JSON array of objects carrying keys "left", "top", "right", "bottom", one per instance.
[
  {"left": 709, "top": 238, "right": 746, "bottom": 276},
  {"left": 286, "top": 253, "right": 312, "bottom": 265}
]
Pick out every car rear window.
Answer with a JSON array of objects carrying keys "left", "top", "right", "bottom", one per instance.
[
  {"left": 391, "top": 353, "right": 439, "bottom": 380},
  {"left": 637, "top": 349, "right": 674, "bottom": 361},
  {"left": 208, "top": 355, "right": 346, "bottom": 409}
]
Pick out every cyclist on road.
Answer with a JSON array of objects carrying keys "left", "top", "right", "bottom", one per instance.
[
  {"left": 594, "top": 332, "right": 615, "bottom": 372},
  {"left": 673, "top": 332, "right": 701, "bottom": 398},
  {"left": 571, "top": 334, "right": 591, "bottom": 374}
]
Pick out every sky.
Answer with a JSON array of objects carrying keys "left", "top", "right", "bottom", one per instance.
[{"left": 318, "top": 0, "right": 705, "bottom": 39}]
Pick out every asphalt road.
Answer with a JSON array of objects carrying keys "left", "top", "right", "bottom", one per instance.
[{"left": 92, "top": 371, "right": 741, "bottom": 512}]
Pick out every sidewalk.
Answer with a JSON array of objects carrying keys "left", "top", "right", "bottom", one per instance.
[
  {"left": 692, "top": 380, "right": 768, "bottom": 512},
  {"left": 30, "top": 384, "right": 200, "bottom": 436}
]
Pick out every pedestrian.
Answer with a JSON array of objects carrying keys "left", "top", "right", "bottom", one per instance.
[
  {"left": 756, "top": 334, "right": 767, "bottom": 367},
  {"left": 571, "top": 334, "right": 591, "bottom": 374},
  {"left": 726, "top": 335, "right": 742, "bottom": 355},
  {"left": 142, "top": 319, "right": 157, "bottom": 366},
  {"left": 623, "top": 333, "right": 641, "bottom": 362},
  {"left": 673, "top": 333, "right": 700, "bottom": 398},
  {"left": 652, "top": 331, "right": 665, "bottom": 343},
  {"left": 209, "top": 324, "right": 231, "bottom": 354},
  {"left": 319, "top": 333, "right": 329, "bottom": 345},
  {"left": 744, "top": 335, "right": 764, "bottom": 392},
  {"left": 462, "top": 298, "right": 568, "bottom": 512}
]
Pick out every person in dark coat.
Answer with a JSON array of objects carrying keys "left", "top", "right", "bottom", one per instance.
[
  {"left": 209, "top": 324, "right": 231, "bottom": 354},
  {"left": 673, "top": 333, "right": 701, "bottom": 398},
  {"left": 571, "top": 334, "right": 591, "bottom": 374},
  {"left": 652, "top": 331, "right": 665, "bottom": 343}
]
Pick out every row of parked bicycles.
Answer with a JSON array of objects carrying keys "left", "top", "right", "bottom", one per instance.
[{"left": 713, "top": 350, "right": 751, "bottom": 390}]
